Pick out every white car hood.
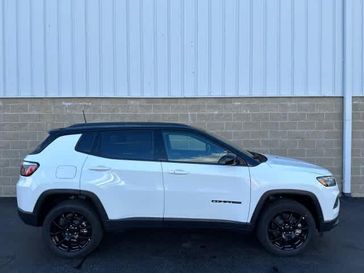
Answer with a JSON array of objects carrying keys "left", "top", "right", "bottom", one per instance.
[{"left": 264, "top": 154, "right": 332, "bottom": 176}]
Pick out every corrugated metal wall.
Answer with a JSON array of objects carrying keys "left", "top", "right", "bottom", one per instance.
[
  {"left": 347, "top": 0, "right": 364, "bottom": 96},
  {"left": 0, "top": 0, "right": 362, "bottom": 97}
]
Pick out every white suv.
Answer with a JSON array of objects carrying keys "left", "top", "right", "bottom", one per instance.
[{"left": 17, "top": 122, "right": 340, "bottom": 257}]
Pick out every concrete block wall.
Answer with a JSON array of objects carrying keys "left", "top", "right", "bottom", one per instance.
[
  {"left": 0, "top": 97, "right": 347, "bottom": 196},
  {"left": 352, "top": 97, "right": 364, "bottom": 197}
]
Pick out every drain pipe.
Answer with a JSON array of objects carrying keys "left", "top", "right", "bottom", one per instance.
[
  {"left": 342, "top": 0, "right": 352, "bottom": 196},
  {"left": 343, "top": 91, "right": 352, "bottom": 196}
]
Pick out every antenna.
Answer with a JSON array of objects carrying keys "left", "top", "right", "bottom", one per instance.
[{"left": 82, "top": 110, "right": 87, "bottom": 123}]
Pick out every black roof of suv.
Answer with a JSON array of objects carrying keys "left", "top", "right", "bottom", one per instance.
[{"left": 51, "top": 122, "right": 193, "bottom": 134}]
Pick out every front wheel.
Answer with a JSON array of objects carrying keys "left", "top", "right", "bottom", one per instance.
[
  {"left": 42, "top": 200, "right": 103, "bottom": 258},
  {"left": 256, "top": 199, "right": 316, "bottom": 256}
]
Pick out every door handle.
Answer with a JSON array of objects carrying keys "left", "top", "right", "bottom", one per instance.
[
  {"left": 88, "top": 166, "right": 111, "bottom": 171},
  {"left": 169, "top": 169, "right": 188, "bottom": 175}
]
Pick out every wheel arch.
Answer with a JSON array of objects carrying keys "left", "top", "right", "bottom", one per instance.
[
  {"left": 250, "top": 190, "right": 324, "bottom": 230},
  {"left": 33, "top": 189, "right": 109, "bottom": 226}
]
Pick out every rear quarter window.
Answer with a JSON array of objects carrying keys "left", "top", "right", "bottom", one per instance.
[{"left": 75, "top": 132, "right": 97, "bottom": 154}]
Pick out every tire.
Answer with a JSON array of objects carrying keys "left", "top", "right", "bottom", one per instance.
[
  {"left": 42, "top": 199, "right": 104, "bottom": 258},
  {"left": 256, "top": 199, "right": 316, "bottom": 256}
]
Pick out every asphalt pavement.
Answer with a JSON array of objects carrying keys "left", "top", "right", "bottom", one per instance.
[{"left": 0, "top": 197, "right": 363, "bottom": 273}]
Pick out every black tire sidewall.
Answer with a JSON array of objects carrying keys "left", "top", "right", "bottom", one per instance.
[
  {"left": 42, "top": 200, "right": 103, "bottom": 258},
  {"left": 256, "top": 199, "right": 316, "bottom": 256}
]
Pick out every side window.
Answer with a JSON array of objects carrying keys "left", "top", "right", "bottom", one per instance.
[
  {"left": 162, "top": 131, "right": 234, "bottom": 164},
  {"left": 168, "top": 134, "right": 207, "bottom": 151},
  {"left": 75, "top": 132, "right": 97, "bottom": 154},
  {"left": 97, "top": 130, "right": 154, "bottom": 160}
]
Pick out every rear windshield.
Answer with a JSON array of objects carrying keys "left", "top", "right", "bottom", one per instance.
[{"left": 29, "top": 134, "right": 58, "bottom": 154}]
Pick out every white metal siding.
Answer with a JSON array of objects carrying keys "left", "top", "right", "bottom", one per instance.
[
  {"left": 0, "top": 0, "right": 362, "bottom": 97},
  {"left": 349, "top": 0, "right": 364, "bottom": 96}
]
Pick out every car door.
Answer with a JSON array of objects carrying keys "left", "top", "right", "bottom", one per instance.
[
  {"left": 80, "top": 129, "right": 164, "bottom": 220},
  {"left": 161, "top": 130, "right": 251, "bottom": 223}
]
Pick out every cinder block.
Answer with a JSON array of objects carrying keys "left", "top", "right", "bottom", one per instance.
[
  {"left": 316, "top": 103, "right": 336, "bottom": 113},
  {"left": 315, "top": 121, "right": 335, "bottom": 130},
  {"left": 214, "top": 131, "right": 233, "bottom": 140},
  {"left": 10, "top": 104, "right": 29, "bottom": 113},
  {"left": 242, "top": 122, "right": 260, "bottom": 130},
  {"left": 297, "top": 103, "right": 316, "bottom": 112},
  {"left": 324, "top": 113, "right": 341, "bottom": 121},
  {"left": 251, "top": 113, "right": 270, "bottom": 121},
  {"left": 1, "top": 114, "right": 19, "bottom": 122},
  {"left": 250, "top": 131, "right": 269, "bottom": 139},
  {"left": 233, "top": 113, "right": 251, "bottom": 122},
  {"left": 188, "top": 104, "right": 207, "bottom": 113},
  {"left": 270, "top": 113, "right": 288, "bottom": 121},
  {"left": 232, "top": 131, "right": 248, "bottom": 140},
  {"left": 2, "top": 167, "right": 19, "bottom": 177},
  {"left": 279, "top": 103, "right": 297, "bottom": 112},
  {"left": 2, "top": 186, "right": 16, "bottom": 196},
  {"left": 260, "top": 104, "right": 279, "bottom": 112},
  {"left": 279, "top": 139, "right": 299, "bottom": 149},
  {"left": 29, "top": 103, "right": 53, "bottom": 113},
  {"left": 0, "top": 160, "right": 9, "bottom": 167},
  {"left": 171, "top": 104, "right": 187, "bottom": 113},
  {"left": 279, "top": 122, "right": 298, "bottom": 130},
  {"left": 288, "top": 113, "right": 307, "bottom": 121},
  {"left": 261, "top": 139, "right": 280, "bottom": 147},
  {"left": 206, "top": 122, "right": 225, "bottom": 131},
  {"left": 219, "top": 113, "right": 234, "bottom": 122},
  {"left": 269, "top": 130, "right": 288, "bottom": 139},
  {"left": 298, "top": 140, "right": 316, "bottom": 149},
  {"left": 260, "top": 121, "right": 280, "bottom": 130},
  {"left": 152, "top": 104, "right": 171, "bottom": 113},
  {"left": 195, "top": 113, "right": 212, "bottom": 122},
  {"left": 287, "top": 148, "right": 306, "bottom": 157},
  {"left": 297, "top": 121, "right": 315, "bottom": 130},
  {"left": 225, "top": 122, "right": 243, "bottom": 130}
]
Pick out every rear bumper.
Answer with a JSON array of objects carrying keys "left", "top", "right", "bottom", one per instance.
[
  {"left": 319, "top": 215, "right": 339, "bottom": 232},
  {"left": 18, "top": 208, "right": 40, "bottom": 226}
]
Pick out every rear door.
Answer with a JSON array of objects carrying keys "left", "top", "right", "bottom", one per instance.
[
  {"left": 160, "top": 130, "right": 251, "bottom": 223},
  {"left": 80, "top": 129, "right": 164, "bottom": 220}
]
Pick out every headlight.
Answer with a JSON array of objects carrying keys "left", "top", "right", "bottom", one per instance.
[{"left": 317, "top": 176, "right": 336, "bottom": 187}]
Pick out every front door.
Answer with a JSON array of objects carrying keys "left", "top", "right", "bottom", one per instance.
[{"left": 161, "top": 130, "right": 251, "bottom": 223}]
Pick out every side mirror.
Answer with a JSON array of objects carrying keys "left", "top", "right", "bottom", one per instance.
[{"left": 218, "top": 154, "right": 239, "bottom": 165}]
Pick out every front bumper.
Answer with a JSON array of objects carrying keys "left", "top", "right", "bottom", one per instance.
[
  {"left": 319, "top": 215, "right": 339, "bottom": 232},
  {"left": 18, "top": 208, "right": 40, "bottom": 226}
]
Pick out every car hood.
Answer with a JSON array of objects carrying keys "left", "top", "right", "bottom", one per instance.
[{"left": 263, "top": 154, "right": 332, "bottom": 176}]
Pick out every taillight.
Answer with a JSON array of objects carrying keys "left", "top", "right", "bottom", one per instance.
[{"left": 20, "top": 161, "right": 39, "bottom": 177}]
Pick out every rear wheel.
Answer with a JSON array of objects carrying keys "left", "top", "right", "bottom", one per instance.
[
  {"left": 256, "top": 199, "right": 316, "bottom": 256},
  {"left": 42, "top": 200, "right": 103, "bottom": 258}
]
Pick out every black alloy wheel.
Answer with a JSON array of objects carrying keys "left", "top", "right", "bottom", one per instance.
[
  {"left": 43, "top": 200, "right": 103, "bottom": 258},
  {"left": 50, "top": 212, "right": 92, "bottom": 252},
  {"left": 267, "top": 211, "right": 309, "bottom": 250},
  {"left": 256, "top": 199, "right": 316, "bottom": 256}
]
